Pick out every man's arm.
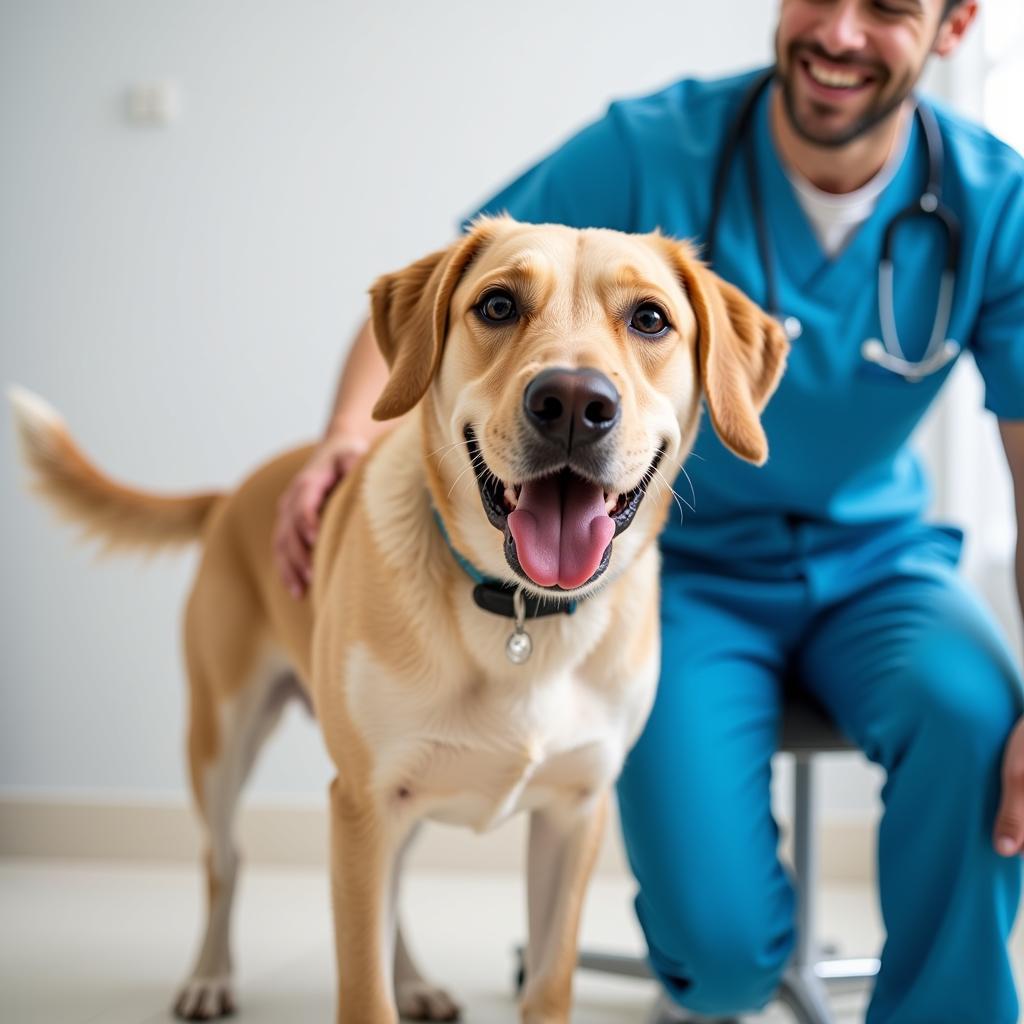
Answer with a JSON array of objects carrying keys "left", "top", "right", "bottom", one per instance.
[
  {"left": 991, "top": 418, "right": 1024, "bottom": 855},
  {"left": 324, "top": 317, "right": 392, "bottom": 445},
  {"left": 273, "top": 316, "right": 391, "bottom": 597}
]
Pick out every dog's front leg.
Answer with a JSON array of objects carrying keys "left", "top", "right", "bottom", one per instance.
[
  {"left": 329, "top": 776, "right": 406, "bottom": 1024},
  {"left": 521, "top": 791, "right": 609, "bottom": 1024}
]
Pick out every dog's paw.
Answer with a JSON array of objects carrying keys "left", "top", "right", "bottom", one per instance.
[
  {"left": 395, "top": 979, "right": 461, "bottom": 1021},
  {"left": 173, "top": 975, "right": 237, "bottom": 1021}
]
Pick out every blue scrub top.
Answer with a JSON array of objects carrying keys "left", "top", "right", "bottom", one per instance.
[{"left": 465, "top": 69, "right": 1024, "bottom": 564}]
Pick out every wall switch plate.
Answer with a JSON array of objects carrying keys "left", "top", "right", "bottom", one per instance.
[{"left": 125, "top": 81, "right": 181, "bottom": 126}]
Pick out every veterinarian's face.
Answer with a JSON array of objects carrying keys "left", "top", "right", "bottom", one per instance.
[
  {"left": 774, "top": 0, "right": 950, "bottom": 147},
  {"left": 431, "top": 222, "right": 701, "bottom": 595}
]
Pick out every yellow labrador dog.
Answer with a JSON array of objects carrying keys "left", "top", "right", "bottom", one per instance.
[{"left": 11, "top": 216, "right": 786, "bottom": 1024}]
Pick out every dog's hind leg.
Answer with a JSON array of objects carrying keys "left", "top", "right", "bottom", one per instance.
[
  {"left": 174, "top": 645, "right": 300, "bottom": 1022},
  {"left": 391, "top": 827, "right": 461, "bottom": 1021}
]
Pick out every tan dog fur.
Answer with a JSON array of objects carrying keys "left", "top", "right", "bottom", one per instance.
[{"left": 11, "top": 216, "right": 787, "bottom": 1024}]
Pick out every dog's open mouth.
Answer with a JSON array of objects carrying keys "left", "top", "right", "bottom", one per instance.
[{"left": 465, "top": 427, "right": 662, "bottom": 591}]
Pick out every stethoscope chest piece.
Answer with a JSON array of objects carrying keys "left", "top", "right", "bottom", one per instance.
[{"left": 861, "top": 336, "right": 961, "bottom": 383}]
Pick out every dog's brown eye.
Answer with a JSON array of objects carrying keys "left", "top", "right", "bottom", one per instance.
[
  {"left": 478, "top": 290, "right": 518, "bottom": 324},
  {"left": 630, "top": 303, "right": 670, "bottom": 337}
]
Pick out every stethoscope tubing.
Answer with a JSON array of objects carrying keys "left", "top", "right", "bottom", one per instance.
[{"left": 705, "top": 67, "right": 962, "bottom": 379}]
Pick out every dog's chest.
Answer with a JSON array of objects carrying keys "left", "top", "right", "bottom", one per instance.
[{"left": 351, "top": 662, "right": 634, "bottom": 833}]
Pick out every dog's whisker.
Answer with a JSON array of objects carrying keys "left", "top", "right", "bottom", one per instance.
[
  {"left": 430, "top": 438, "right": 473, "bottom": 473},
  {"left": 646, "top": 471, "right": 671, "bottom": 508},
  {"left": 649, "top": 454, "right": 697, "bottom": 515},
  {"left": 425, "top": 439, "right": 464, "bottom": 459},
  {"left": 459, "top": 451, "right": 487, "bottom": 472},
  {"left": 447, "top": 458, "right": 483, "bottom": 500},
  {"left": 663, "top": 487, "right": 686, "bottom": 526},
  {"left": 652, "top": 465, "right": 693, "bottom": 513},
  {"left": 651, "top": 466, "right": 692, "bottom": 523},
  {"left": 676, "top": 464, "right": 697, "bottom": 513}
]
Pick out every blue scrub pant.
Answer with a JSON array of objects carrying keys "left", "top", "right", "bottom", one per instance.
[{"left": 616, "top": 519, "right": 1023, "bottom": 1024}]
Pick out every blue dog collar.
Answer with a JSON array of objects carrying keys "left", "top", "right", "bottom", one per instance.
[{"left": 432, "top": 509, "right": 578, "bottom": 620}]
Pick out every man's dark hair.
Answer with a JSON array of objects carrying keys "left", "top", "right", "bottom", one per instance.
[{"left": 943, "top": 0, "right": 962, "bottom": 15}]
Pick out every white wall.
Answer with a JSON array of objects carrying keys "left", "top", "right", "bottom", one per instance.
[{"left": 1, "top": 1, "right": 1011, "bottom": 834}]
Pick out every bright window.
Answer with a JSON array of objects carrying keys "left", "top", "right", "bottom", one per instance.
[
  {"left": 983, "top": 0, "right": 1024, "bottom": 154},
  {"left": 917, "top": 0, "right": 1021, "bottom": 602}
]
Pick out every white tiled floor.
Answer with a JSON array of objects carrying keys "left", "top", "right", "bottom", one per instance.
[{"left": 0, "top": 858, "right": 1015, "bottom": 1024}]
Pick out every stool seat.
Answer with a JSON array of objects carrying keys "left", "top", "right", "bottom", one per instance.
[{"left": 780, "top": 687, "right": 854, "bottom": 754}]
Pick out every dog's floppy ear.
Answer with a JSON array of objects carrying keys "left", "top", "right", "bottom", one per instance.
[
  {"left": 370, "top": 222, "right": 497, "bottom": 421},
  {"left": 667, "top": 240, "right": 789, "bottom": 466}
]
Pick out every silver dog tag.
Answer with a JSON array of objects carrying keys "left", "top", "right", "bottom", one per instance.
[
  {"left": 505, "top": 588, "right": 532, "bottom": 664},
  {"left": 506, "top": 629, "right": 532, "bottom": 664}
]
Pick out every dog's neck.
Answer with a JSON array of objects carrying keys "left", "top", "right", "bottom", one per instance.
[
  {"left": 360, "top": 411, "right": 660, "bottom": 682},
  {"left": 431, "top": 506, "right": 579, "bottom": 621}
]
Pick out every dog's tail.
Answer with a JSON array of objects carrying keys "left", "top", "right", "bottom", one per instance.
[{"left": 8, "top": 386, "right": 222, "bottom": 553}]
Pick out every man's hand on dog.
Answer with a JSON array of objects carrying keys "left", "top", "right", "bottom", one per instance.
[{"left": 274, "top": 435, "right": 369, "bottom": 598}]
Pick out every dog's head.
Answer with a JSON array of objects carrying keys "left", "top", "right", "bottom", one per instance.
[{"left": 370, "top": 216, "right": 787, "bottom": 598}]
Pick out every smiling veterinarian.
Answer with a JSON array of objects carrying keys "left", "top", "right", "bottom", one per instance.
[{"left": 275, "top": 1, "right": 1024, "bottom": 1021}]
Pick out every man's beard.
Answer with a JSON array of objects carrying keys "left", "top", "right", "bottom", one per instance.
[{"left": 775, "top": 40, "right": 915, "bottom": 149}]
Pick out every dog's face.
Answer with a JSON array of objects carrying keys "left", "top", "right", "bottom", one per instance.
[{"left": 370, "top": 217, "right": 787, "bottom": 598}]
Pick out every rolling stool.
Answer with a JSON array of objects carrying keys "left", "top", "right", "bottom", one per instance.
[{"left": 523, "top": 688, "right": 881, "bottom": 1024}]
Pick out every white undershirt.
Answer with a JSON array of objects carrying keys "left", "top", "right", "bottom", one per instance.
[{"left": 784, "top": 113, "right": 913, "bottom": 258}]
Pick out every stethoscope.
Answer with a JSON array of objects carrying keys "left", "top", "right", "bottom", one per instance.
[{"left": 705, "top": 69, "right": 962, "bottom": 382}]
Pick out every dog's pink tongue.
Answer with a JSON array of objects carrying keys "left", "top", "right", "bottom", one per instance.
[{"left": 508, "top": 474, "right": 614, "bottom": 589}]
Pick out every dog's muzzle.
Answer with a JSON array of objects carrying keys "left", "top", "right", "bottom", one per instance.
[{"left": 465, "top": 368, "right": 662, "bottom": 592}]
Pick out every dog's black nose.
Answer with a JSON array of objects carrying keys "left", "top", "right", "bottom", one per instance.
[{"left": 523, "top": 367, "right": 620, "bottom": 451}]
